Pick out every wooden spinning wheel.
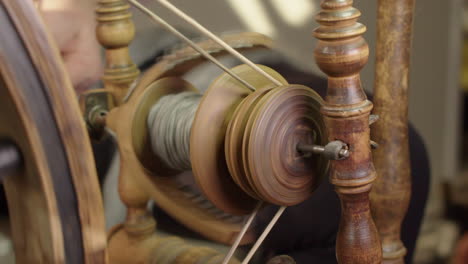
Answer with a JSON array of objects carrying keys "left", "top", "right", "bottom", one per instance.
[
  {"left": 0, "top": 0, "right": 417, "bottom": 264},
  {"left": 0, "top": 0, "right": 106, "bottom": 262}
]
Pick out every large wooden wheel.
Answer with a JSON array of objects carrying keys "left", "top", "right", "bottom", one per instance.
[{"left": 0, "top": 1, "right": 106, "bottom": 263}]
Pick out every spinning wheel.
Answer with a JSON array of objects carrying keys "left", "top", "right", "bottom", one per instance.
[
  {"left": 0, "top": 0, "right": 106, "bottom": 262},
  {"left": 0, "top": 0, "right": 416, "bottom": 263}
]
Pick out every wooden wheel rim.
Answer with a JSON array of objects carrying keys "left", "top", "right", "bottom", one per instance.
[
  {"left": 247, "top": 85, "right": 328, "bottom": 205},
  {"left": 0, "top": 0, "right": 106, "bottom": 262},
  {"left": 190, "top": 64, "right": 287, "bottom": 215}
]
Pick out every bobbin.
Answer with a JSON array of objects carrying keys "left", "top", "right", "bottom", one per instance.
[
  {"left": 190, "top": 64, "right": 288, "bottom": 215},
  {"left": 240, "top": 85, "right": 328, "bottom": 206},
  {"left": 145, "top": 64, "right": 331, "bottom": 215},
  {"left": 118, "top": 32, "right": 280, "bottom": 246}
]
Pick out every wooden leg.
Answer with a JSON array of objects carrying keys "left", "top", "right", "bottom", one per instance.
[
  {"left": 314, "top": 1, "right": 382, "bottom": 263},
  {"left": 371, "top": 0, "right": 416, "bottom": 262}
]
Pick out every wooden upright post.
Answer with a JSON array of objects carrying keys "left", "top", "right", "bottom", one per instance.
[
  {"left": 370, "top": 0, "right": 415, "bottom": 263},
  {"left": 96, "top": 0, "right": 140, "bottom": 106},
  {"left": 314, "top": 1, "right": 382, "bottom": 263}
]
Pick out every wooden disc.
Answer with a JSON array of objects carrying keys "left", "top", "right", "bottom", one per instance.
[
  {"left": 0, "top": 0, "right": 106, "bottom": 262},
  {"left": 246, "top": 85, "right": 328, "bottom": 206},
  {"left": 190, "top": 64, "right": 288, "bottom": 215},
  {"left": 225, "top": 87, "right": 275, "bottom": 199},
  {"left": 132, "top": 77, "right": 198, "bottom": 175}
]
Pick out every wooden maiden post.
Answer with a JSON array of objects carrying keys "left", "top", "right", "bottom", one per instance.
[
  {"left": 96, "top": 0, "right": 140, "bottom": 105},
  {"left": 95, "top": 0, "right": 155, "bottom": 236},
  {"left": 370, "top": 0, "right": 415, "bottom": 263},
  {"left": 314, "top": 0, "right": 382, "bottom": 263}
]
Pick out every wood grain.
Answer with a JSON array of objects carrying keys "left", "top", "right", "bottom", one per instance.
[
  {"left": 0, "top": 48, "right": 66, "bottom": 264},
  {"left": 191, "top": 64, "right": 287, "bottom": 215},
  {"left": 96, "top": 0, "right": 140, "bottom": 105},
  {"left": 370, "top": 0, "right": 415, "bottom": 262},
  {"left": 107, "top": 225, "right": 240, "bottom": 264},
  {"left": 106, "top": 34, "right": 274, "bottom": 246},
  {"left": 314, "top": 1, "right": 382, "bottom": 263},
  {"left": 1, "top": 0, "right": 107, "bottom": 262}
]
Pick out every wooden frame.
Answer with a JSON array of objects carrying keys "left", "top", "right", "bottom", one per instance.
[
  {"left": 0, "top": 0, "right": 416, "bottom": 263},
  {"left": 96, "top": 0, "right": 416, "bottom": 263}
]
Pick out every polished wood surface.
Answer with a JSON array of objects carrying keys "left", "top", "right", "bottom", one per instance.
[
  {"left": 243, "top": 85, "right": 327, "bottom": 205},
  {"left": 136, "top": 32, "right": 274, "bottom": 95},
  {"left": 0, "top": 48, "right": 66, "bottom": 264},
  {"left": 370, "top": 0, "right": 415, "bottom": 263},
  {"left": 0, "top": 0, "right": 107, "bottom": 263},
  {"left": 96, "top": 0, "right": 140, "bottom": 105},
  {"left": 191, "top": 64, "right": 287, "bottom": 215},
  {"left": 314, "top": 0, "right": 382, "bottom": 263},
  {"left": 106, "top": 34, "right": 274, "bottom": 246},
  {"left": 108, "top": 224, "right": 240, "bottom": 264},
  {"left": 0, "top": 0, "right": 417, "bottom": 262}
]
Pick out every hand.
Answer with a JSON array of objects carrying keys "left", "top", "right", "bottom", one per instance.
[{"left": 39, "top": 0, "right": 102, "bottom": 94}]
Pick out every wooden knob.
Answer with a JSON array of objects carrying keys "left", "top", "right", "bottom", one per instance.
[
  {"left": 314, "top": 0, "right": 368, "bottom": 106},
  {"left": 96, "top": 0, "right": 140, "bottom": 105},
  {"left": 314, "top": 1, "right": 382, "bottom": 263}
]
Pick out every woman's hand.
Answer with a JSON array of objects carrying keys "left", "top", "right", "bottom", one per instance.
[{"left": 39, "top": 0, "right": 102, "bottom": 94}]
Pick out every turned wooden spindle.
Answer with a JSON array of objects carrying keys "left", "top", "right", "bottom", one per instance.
[
  {"left": 370, "top": 0, "right": 415, "bottom": 263},
  {"left": 96, "top": 0, "right": 154, "bottom": 241},
  {"left": 314, "top": 1, "right": 382, "bottom": 263},
  {"left": 96, "top": 0, "right": 140, "bottom": 105}
]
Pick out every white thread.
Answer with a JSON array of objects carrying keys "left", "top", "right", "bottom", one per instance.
[
  {"left": 241, "top": 206, "right": 287, "bottom": 264},
  {"left": 128, "top": 0, "right": 256, "bottom": 91},
  {"left": 157, "top": 0, "right": 284, "bottom": 87},
  {"left": 222, "top": 202, "right": 263, "bottom": 264},
  {"left": 147, "top": 92, "right": 201, "bottom": 170}
]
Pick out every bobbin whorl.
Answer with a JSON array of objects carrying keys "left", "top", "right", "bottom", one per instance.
[
  {"left": 142, "top": 65, "right": 328, "bottom": 215},
  {"left": 190, "top": 64, "right": 289, "bottom": 215},
  {"left": 191, "top": 64, "right": 328, "bottom": 214},
  {"left": 239, "top": 85, "right": 327, "bottom": 206}
]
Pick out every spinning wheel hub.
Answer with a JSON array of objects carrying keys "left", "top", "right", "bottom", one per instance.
[
  {"left": 238, "top": 85, "right": 328, "bottom": 206},
  {"left": 150, "top": 64, "right": 330, "bottom": 215},
  {"left": 190, "top": 64, "right": 288, "bottom": 215},
  {"left": 138, "top": 64, "right": 330, "bottom": 216}
]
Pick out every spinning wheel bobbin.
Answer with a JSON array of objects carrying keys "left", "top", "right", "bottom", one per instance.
[
  {"left": 116, "top": 32, "right": 284, "bottom": 247},
  {"left": 242, "top": 85, "right": 328, "bottom": 205},
  {"left": 132, "top": 77, "right": 199, "bottom": 176},
  {"left": 144, "top": 63, "right": 330, "bottom": 216},
  {"left": 225, "top": 86, "right": 275, "bottom": 200},
  {"left": 190, "top": 64, "right": 288, "bottom": 215}
]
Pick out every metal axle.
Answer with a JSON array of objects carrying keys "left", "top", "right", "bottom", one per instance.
[{"left": 297, "top": 140, "right": 349, "bottom": 160}]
